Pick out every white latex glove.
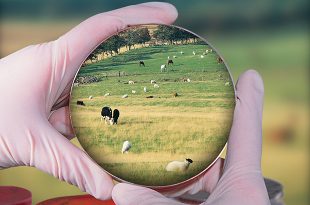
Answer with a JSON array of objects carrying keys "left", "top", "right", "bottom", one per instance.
[
  {"left": 0, "top": 2, "right": 177, "bottom": 200},
  {"left": 112, "top": 70, "right": 271, "bottom": 205}
]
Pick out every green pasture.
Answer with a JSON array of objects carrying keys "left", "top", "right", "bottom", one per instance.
[{"left": 70, "top": 43, "right": 235, "bottom": 185}]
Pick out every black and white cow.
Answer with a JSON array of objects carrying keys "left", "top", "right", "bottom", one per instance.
[
  {"left": 101, "top": 106, "right": 112, "bottom": 124},
  {"left": 167, "top": 59, "right": 174, "bottom": 66},
  {"left": 111, "top": 109, "right": 120, "bottom": 125}
]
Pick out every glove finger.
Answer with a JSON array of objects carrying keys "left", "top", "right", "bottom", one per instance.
[
  {"left": 33, "top": 121, "right": 114, "bottom": 200},
  {"left": 112, "top": 183, "right": 186, "bottom": 205},
  {"left": 48, "top": 106, "right": 75, "bottom": 140},
  {"left": 224, "top": 69, "right": 264, "bottom": 171}
]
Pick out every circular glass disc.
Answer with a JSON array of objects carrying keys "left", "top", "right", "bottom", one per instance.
[{"left": 70, "top": 24, "right": 235, "bottom": 187}]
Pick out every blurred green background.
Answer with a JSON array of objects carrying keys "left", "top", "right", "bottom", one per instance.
[{"left": 0, "top": 1, "right": 309, "bottom": 204}]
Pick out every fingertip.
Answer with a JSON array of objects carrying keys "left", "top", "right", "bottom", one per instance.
[
  {"left": 139, "top": 2, "right": 178, "bottom": 23},
  {"left": 236, "top": 69, "right": 264, "bottom": 97}
]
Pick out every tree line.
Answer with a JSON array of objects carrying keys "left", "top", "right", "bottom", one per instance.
[{"left": 86, "top": 26, "right": 199, "bottom": 62}]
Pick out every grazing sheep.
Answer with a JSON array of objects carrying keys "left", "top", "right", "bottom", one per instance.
[
  {"left": 205, "top": 49, "right": 209, "bottom": 54},
  {"left": 200, "top": 55, "right": 204, "bottom": 58},
  {"left": 186, "top": 78, "right": 191, "bottom": 83},
  {"left": 132, "top": 90, "right": 136, "bottom": 94},
  {"left": 192, "top": 51, "right": 196, "bottom": 55},
  {"left": 88, "top": 95, "right": 93, "bottom": 100},
  {"left": 225, "top": 82, "right": 230, "bottom": 86},
  {"left": 160, "top": 64, "right": 167, "bottom": 72},
  {"left": 180, "top": 51, "right": 184, "bottom": 54},
  {"left": 165, "top": 159, "right": 193, "bottom": 172},
  {"left": 167, "top": 56, "right": 170, "bottom": 59},
  {"left": 122, "top": 141, "right": 132, "bottom": 154},
  {"left": 139, "top": 61, "right": 145, "bottom": 67},
  {"left": 173, "top": 55, "right": 177, "bottom": 58},
  {"left": 104, "top": 93, "right": 110, "bottom": 97},
  {"left": 122, "top": 94, "right": 128, "bottom": 98},
  {"left": 150, "top": 80, "right": 156, "bottom": 84},
  {"left": 73, "top": 83, "right": 79, "bottom": 87},
  {"left": 154, "top": 84, "right": 159, "bottom": 88},
  {"left": 143, "top": 87, "right": 147, "bottom": 92},
  {"left": 202, "top": 52, "right": 206, "bottom": 55},
  {"left": 128, "top": 80, "right": 135, "bottom": 84},
  {"left": 167, "top": 59, "right": 174, "bottom": 66},
  {"left": 76, "top": 100, "right": 85, "bottom": 106}
]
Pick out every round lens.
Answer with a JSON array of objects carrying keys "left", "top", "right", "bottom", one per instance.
[{"left": 70, "top": 24, "right": 235, "bottom": 187}]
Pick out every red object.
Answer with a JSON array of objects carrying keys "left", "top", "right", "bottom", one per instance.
[
  {"left": 0, "top": 186, "right": 32, "bottom": 205},
  {"left": 36, "top": 195, "right": 115, "bottom": 205}
]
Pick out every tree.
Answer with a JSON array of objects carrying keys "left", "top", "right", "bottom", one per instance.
[
  {"left": 99, "top": 35, "right": 126, "bottom": 56},
  {"left": 136, "top": 28, "right": 151, "bottom": 46},
  {"left": 153, "top": 25, "right": 198, "bottom": 45}
]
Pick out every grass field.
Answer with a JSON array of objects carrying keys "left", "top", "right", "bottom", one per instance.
[{"left": 71, "top": 43, "right": 235, "bottom": 186}]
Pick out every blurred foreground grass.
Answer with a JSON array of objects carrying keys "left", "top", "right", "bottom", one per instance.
[{"left": 0, "top": 21, "right": 308, "bottom": 205}]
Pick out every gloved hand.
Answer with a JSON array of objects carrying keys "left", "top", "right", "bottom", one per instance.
[
  {"left": 112, "top": 70, "right": 271, "bottom": 205},
  {"left": 0, "top": 2, "right": 177, "bottom": 200}
]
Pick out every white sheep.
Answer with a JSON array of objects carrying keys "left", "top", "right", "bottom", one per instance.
[
  {"left": 143, "top": 87, "right": 147, "bottom": 92},
  {"left": 225, "top": 82, "right": 230, "bottom": 86},
  {"left": 104, "top": 93, "right": 110, "bottom": 97},
  {"left": 122, "top": 141, "right": 132, "bottom": 154},
  {"left": 186, "top": 78, "right": 191, "bottom": 83},
  {"left": 88, "top": 95, "right": 93, "bottom": 100},
  {"left": 205, "top": 49, "right": 209, "bottom": 54},
  {"left": 132, "top": 90, "right": 136, "bottom": 94},
  {"left": 165, "top": 159, "right": 193, "bottom": 172},
  {"left": 154, "top": 84, "right": 159, "bottom": 88},
  {"left": 150, "top": 80, "right": 156, "bottom": 84},
  {"left": 192, "top": 51, "right": 196, "bottom": 55},
  {"left": 73, "top": 83, "right": 79, "bottom": 87},
  {"left": 200, "top": 55, "right": 204, "bottom": 58},
  {"left": 167, "top": 56, "right": 170, "bottom": 59},
  {"left": 160, "top": 64, "right": 167, "bottom": 72},
  {"left": 180, "top": 51, "right": 184, "bottom": 54},
  {"left": 173, "top": 55, "right": 177, "bottom": 58},
  {"left": 122, "top": 94, "right": 128, "bottom": 98},
  {"left": 128, "top": 80, "right": 135, "bottom": 84}
]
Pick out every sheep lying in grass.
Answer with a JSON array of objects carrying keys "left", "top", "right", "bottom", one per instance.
[
  {"left": 122, "top": 141, "right": 132, "bottom": 154},
  {"left": 165, "top": 159, "right": 193, "bottom": 172},
  {"left": 150, "top": 80, "right": 156, "bottom": 84},
  {"left": 88, "top": 95, "right": 93, "bottom": 100},
  {"left": 154, "top": 84, "right": 159, "bottom": 88}
]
